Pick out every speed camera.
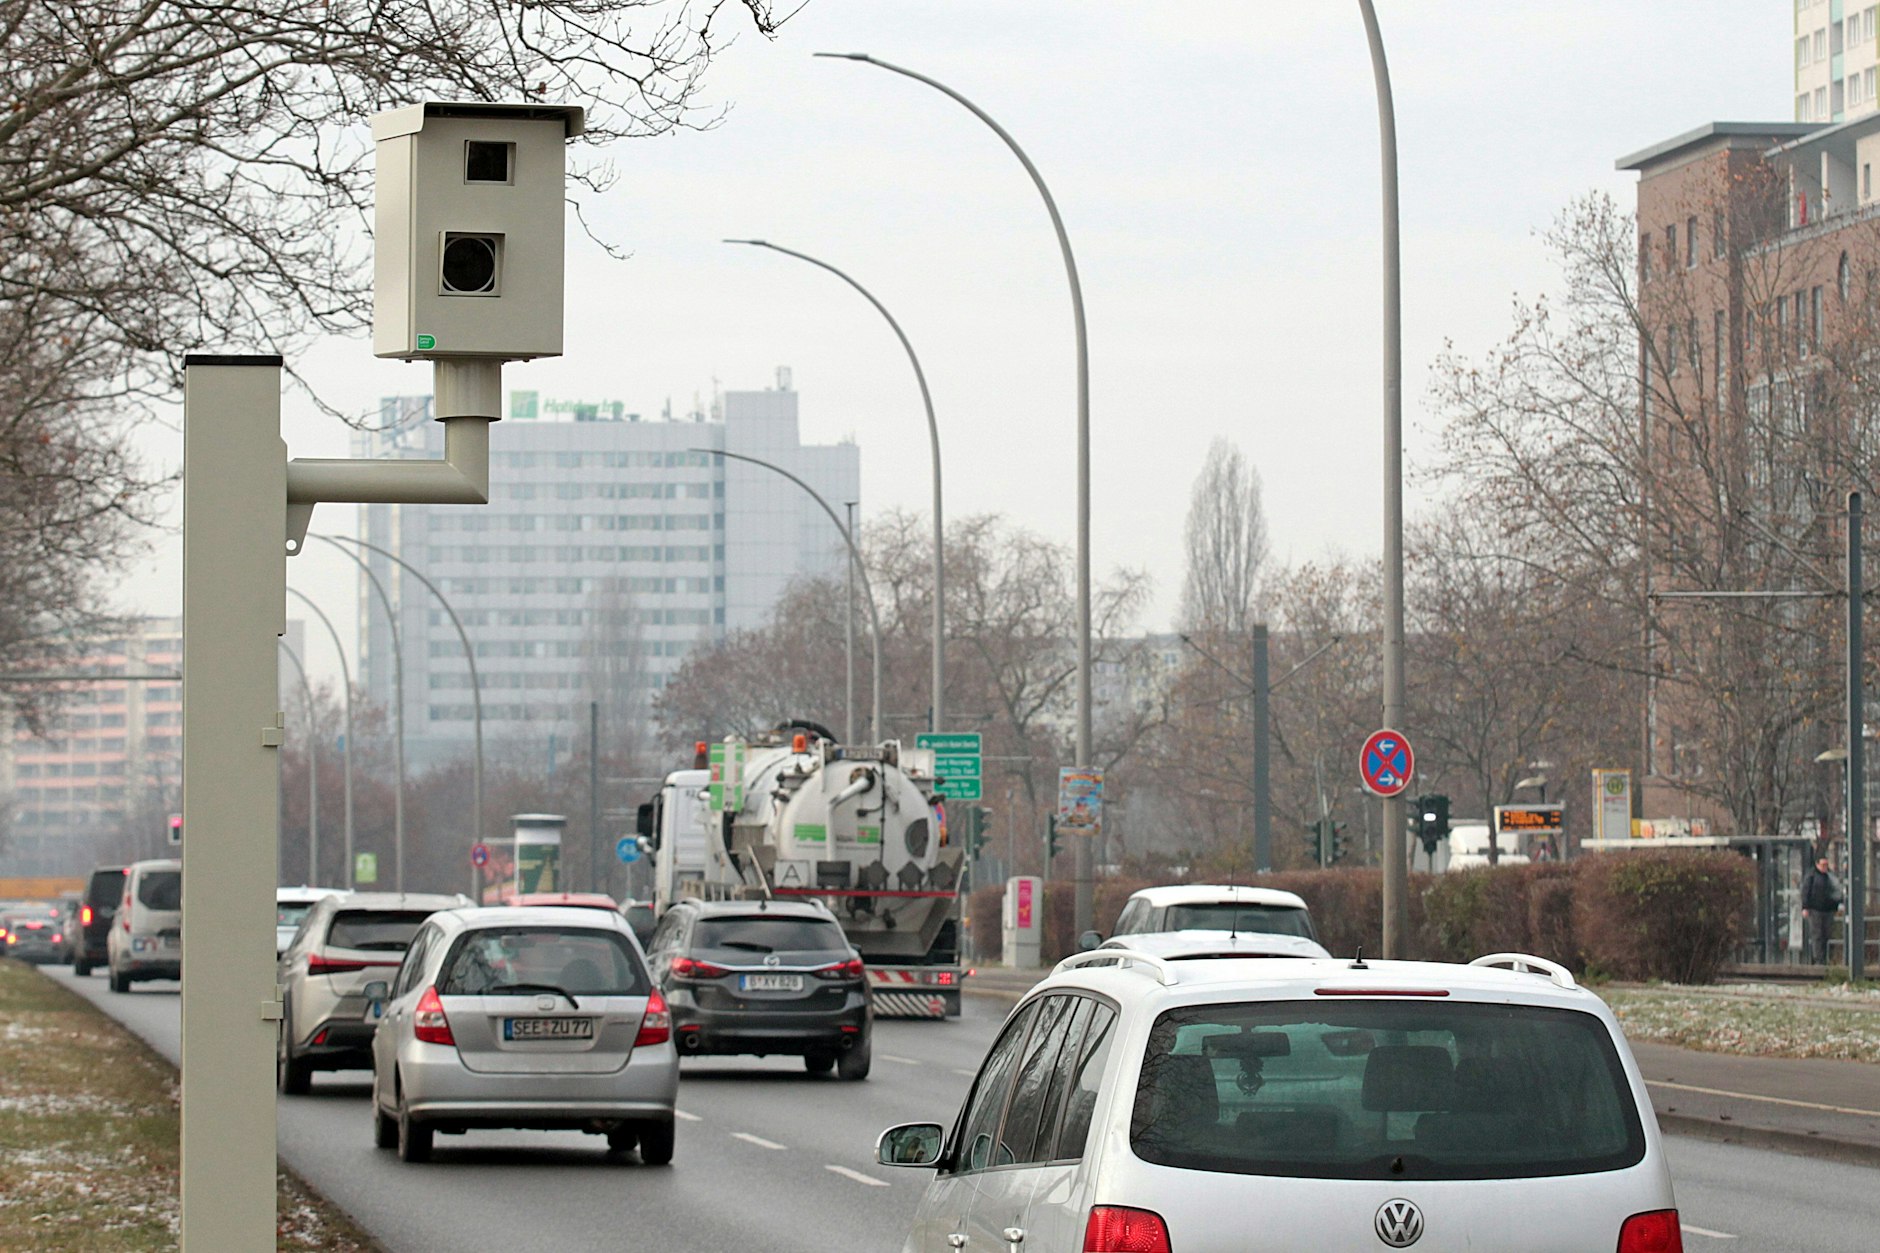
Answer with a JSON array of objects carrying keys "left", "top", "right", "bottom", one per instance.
[{"left": 370, "top": 101, "right": 585, "bottom": 362}]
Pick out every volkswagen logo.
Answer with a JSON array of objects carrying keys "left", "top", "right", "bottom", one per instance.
[
  {"left": 763, "top": 954, "right": 781, "bottom": 967},
  {"left": 1374, "top": 1199, "right": 1424, "bottom": 1248}
]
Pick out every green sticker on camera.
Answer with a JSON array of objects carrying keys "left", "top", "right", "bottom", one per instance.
[{"left": 416, "top": 334, "right": 435, "bottom": 350}]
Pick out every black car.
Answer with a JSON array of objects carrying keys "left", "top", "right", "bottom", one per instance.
[
  {"left": 73, "top": 866, "right": 126, "bottom": 976},
  {"left": 646, "top": 899, "right": 871, "bottom": 1080}
]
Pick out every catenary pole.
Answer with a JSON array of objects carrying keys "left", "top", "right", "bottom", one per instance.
[
  {"left": 1358, "top": 0, "right": 1410, "bottom": 957},
  {"left": 278, "top": 640, "right": 319, "bottom": 883},
  {"left": 845, "top": 500, "right": 859, "bottom": 743},
  {"left": 1850, "top": 491, "right": 1867, "bottom": 983},
  {"left": 287, "top": 587, "right": 353, "bottom": 890},
  {"left": 726, "top": 239, "right": 946, "bottom": 735}
]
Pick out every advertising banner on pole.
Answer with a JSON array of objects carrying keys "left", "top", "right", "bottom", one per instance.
[
  {"left": 1056, "top": 767, "right": 1105, "bottom": 838},
  {"left": 1593, "top": 769, "right": 1633, "bottom": 841}
]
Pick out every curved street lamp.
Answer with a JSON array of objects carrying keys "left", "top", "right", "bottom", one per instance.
[
  {"left": 723, "top": 238, "right": 946, "bottom": 734},
  {"left": 278, "top": 640, "right": 318, "bottom": 882},
  {"left": 312, "top": 535, "right": 405, "bottom": 891},
  {"left": 691, "top": 447, "right": 883, "bottom": 742},
  {"left": 326, "top": 534, "right": 485, "bottom": 877},
  {"left": 287, "top": 587, "right": 354, "bottom": 891},
  {"left": 817, "top": 51, "right": 1096, "bottom": 931}
]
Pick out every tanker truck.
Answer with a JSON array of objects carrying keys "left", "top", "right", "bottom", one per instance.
[{"left": 637, "top": 721, "right": 966, "bottom": 1018}]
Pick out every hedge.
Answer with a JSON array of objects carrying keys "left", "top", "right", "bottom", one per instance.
[{"left": 962, "top": 850, "right": 1753, "bottom": 983}]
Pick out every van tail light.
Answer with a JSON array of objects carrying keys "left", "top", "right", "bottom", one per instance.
[
  {"left": 1084, "top": 1206, "right": 1172, "bottom": 1253},
  {"left": 413, "top": 987, "right": 455, "bottom": 1046},
  {"left": 52, "top": 933, "right": 63, "bottom": 945},
  {"left": 81, "top": 905, "right": 93, "bottom": 927},
  {"left": 636, "top": 987, "right": 671, "bottom": 1047},
  {"left": 307, "top": 954, "right": 393, "bottom": 976},
  {"left": 1618, "top": 1210, "right": 1683, "bottom": 1253},
  {"left": 670, "top": 956, "right": 727, "bottom": 979},
  {"left": 815, "top": 958, "right": 866, "bottom": 981}
]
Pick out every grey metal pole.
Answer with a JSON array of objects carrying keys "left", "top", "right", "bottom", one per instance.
[
  {"left": 1252, "top": 624, "right": 1271, "bottom": 873},
  {"left": 726, "top": 239, "right": 945, "bottom": 734},
  {"left": 1850, "top": 491, "right": 1867, "bottom": 982},
  {"left": 1359, "top": 0, "right": 1410, "bottom": 957},
  {"left": 695, "top": 448, "right": 884, "bottom": 741},
  {"left": 278, "top": 640, "right": 318, "bottom": 884},
  {"left": 817, "top": 51, "right": 1095, "bottom": 933},
  {"left": 326, "top": 534, "right": 485, "bottom": 873},
  {"left": 287, "top": 587, "right": 353, "bottom": 890},
  {"left": 314, "top": 536, "right": 405, "bottom": 891},
  {"left": 845, "top": 500, "right": 859, "bottom": 744},
  {"left": 179, "top": 354, "right": 283, "bottom": 1250},
  {"left": 590, "top": 699, "right": 602, "bottom": 896}
]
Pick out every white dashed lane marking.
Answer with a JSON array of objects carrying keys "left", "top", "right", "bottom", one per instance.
[
  {"left": 1681, "top": 1225, "right": 1737, "bottom": 1241},
  {"left": 673, "top": 1110, "right": 702, "bottom": 1122},
  {"left": 879, "top": 1054, "right": 921, "bottom": 1065},
  {"left": 951, "top": 1068, "right": 976, "bottom": 1077},
  {"left": 731, "top": 1132, "right": 787, "bottom": 1150},
  {"left": 826, "top": 1164, "right": 892, "bottom": 1187}
]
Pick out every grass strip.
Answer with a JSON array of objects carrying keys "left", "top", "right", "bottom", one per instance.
[
  {"left": 0, "top": 958, "right": 381, "bottom": 1251},
  {"left": 1605, "top": 985, "right": 1880, "bottom": 1064}
]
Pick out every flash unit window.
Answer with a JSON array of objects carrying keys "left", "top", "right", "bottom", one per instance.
[{"left": 464, "top": 140, "right": 514, "bottom": 184}]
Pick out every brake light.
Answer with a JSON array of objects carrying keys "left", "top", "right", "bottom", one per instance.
[
  {"left": 52, "top": 934, "right": 62, "bottom": 945},
  {"left": 5, "top": 934, "right": 15, "bottom": 946},
  {"left": 816, "top": 958, "right": 866, "bottom": 981},
  {"left": 1313, "top": 988, "right": 1450, "bottom": 997},
  {"left": 927, "top": 970, "right": 955, "bottom": 986},
  {"left": 670, "top": 956, "right": 728, "bottom": 979},
  {"left": 23, "top": 921, "right": 44, "bottom": 930},
  {"left": 1084, "top": 1205, "right": 1172, "bottom": 1253},
  {"left": 1618, "top": 1210, "right": 1683, "bottom": 1253},
  {"left": 413, "top": 987, "right": 454, "bottom": 1046},
  {"left": 307, "top": 954, "right": 388, "bottom": 976},
  {"left": 81, "top": 905, "right": 93, "bottom": 926},
  {"left": 636, "top": 987, "right": 671, "bottom": 1047}
]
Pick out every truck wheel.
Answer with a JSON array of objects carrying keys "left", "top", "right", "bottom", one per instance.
[
  {"left": 803, "top": 1052, "right": 835, "bottom": 1075},
  {"left": 638, "top": 1120, "right": 675, "bottom": 1166},
  {"left": 837, "top": 1040, "right": 872, "bottom": 1082}
]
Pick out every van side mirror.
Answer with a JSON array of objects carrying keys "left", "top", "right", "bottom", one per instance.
[
  {"left": 1078, "top": 930, "right": 1104, "bottom": 952},
  {"left": 876, "top": 1122, "right": 945, "bottom": 1168}
]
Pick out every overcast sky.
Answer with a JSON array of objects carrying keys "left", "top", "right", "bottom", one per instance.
[{"left": 118, "top": 0, "right": 1791, "bottom": 684}]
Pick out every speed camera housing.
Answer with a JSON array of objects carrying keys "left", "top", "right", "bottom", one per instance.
[{"left": 371, "top": 101, "right": 585, "bottom": 361}]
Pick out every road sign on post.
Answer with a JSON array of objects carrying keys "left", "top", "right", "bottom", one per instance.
[
  {"left": 1056, "top": 767, "right": 1104, "bottom": 839},
  {"left": 354, "top": 852, "right": 378, "bottom": 885},
  {"left": 1359, "top": 729, "right": 1414, "bottom": 797},
  {"left": 917, "top": 732, "right": 982, "bottom": 801},
  {"left": 615, "top": 836, "right": 640, "bottom": 864},
  {"left": 469, "top": 842, "right": 490, "bottom": 868}
]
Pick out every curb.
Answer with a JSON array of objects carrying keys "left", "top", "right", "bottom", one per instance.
[{"left": 1654, "top": 1111, "right": 1880, "bottom": 1169}]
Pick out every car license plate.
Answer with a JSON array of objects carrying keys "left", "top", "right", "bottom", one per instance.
[
  {"left": 504, "top": 1017, "right": 594, "bottom": 1041},
  {"left": 739, "top": 973, "right": 804, "bottom": 992}
]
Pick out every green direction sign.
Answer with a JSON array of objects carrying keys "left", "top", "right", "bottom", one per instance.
[
  {"left": 354, "top": 852, "right": 378, "bottom": 885},
  {"left": 918, "top": 732, "right": 982, "bottom": 801}
]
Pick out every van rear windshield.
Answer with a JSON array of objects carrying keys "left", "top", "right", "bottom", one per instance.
[
  {"left": 136, "top": 871, "right": 181, "bottom": 911},
  {"left": 87, "top": 870, "right": 126, "bottom": 906},
  {"left": 1162, "top": 903, "right": 1314, "bottom": 938},
  {"left": 1130, "top": 1000, "right": 1644, "bottom": 1181},
  {"left": 326, "top": 910, "right": 433, "bottom": 952}
]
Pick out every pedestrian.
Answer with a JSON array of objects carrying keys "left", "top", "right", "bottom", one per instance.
[{"left": 1801, "top": 855, "right": 1844, "bottom": 965}]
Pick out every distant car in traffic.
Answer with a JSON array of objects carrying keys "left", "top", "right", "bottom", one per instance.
[
  {"left": 2, "top": 905, "right": 66, "bottom": 964},
  {"left": 620, "top": 900, "right": 656, "bottom": 948},
  {"left": 277, "top": 886, "right": 345, "bottom": 955},
  {"left": 1099, "top": 929, "right": 1332, "bottom": 962},
  {"left": 1082, "top": 883, "right": 1318, "bottom": 950},
  {"left": 877, "top": 948, "right": 1677, "bottom": 1253},
  {"left": 107, "top": 860, "right": 183, "bottom": 992},
  {"left": 367, "top": 905, "right": 678, "bottom": 1163},
  {"left": 277, "top": 891, "right": 470, "bottom": 1094},
  {"left": 646, "top": 898, "right": 872, "bottom": 1080},
  {"left": 72, "top": 866, "right": 126, "bottom": 976}
]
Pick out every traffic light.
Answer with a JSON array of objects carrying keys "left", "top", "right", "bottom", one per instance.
[
  {"left": 1327, "top": 820, "right": 1349, "bottom": 865},
  {"left": 973, "top": 806, "right": 993, "bottom": 859},
  {"left": 1302, "top": 820, "right": 1322, "bottom": 863},
  {"left": 1046, "top": 813, "right": 1061, "bottom": 863},
  {"left": 1416, "top": 793, "right": 1451, "bottom": 855}
]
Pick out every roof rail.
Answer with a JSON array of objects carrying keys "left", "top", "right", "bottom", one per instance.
[
  {"left": 1469, "top": 952, "right": 1577, "bottom": 990},
  {"left": 1054, "top": 946, "right": 1179, "bottom": 987}
]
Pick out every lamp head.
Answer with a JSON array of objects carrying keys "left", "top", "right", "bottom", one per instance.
[{"left": 813, "top": 51, "right": 873, "bottom": 61}]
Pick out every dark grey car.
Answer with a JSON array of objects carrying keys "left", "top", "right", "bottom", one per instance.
[{"left": 646, "top": 899, "right": 872, "bottom": 1080}]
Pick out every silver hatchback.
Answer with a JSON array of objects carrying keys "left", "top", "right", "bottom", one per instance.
[{"left": 368, "top": 906, "right": 678, "bottom": 1164}]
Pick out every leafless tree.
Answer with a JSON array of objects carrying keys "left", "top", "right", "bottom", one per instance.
[{"left": 1178, "top": 437, "right": 1269, "bottom": 637}]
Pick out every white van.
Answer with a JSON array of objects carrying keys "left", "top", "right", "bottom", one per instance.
[{"left": 107, "top": 858, "right": 183, "bottom": 992}]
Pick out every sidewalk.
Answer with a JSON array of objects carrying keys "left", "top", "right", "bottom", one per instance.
[{"left": 963, "top": 965, "right": 1880, "bottom": 1167}]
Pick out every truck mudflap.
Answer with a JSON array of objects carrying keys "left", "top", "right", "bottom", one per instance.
[{"left": 867, "top": 967, "right": 962, "bottom": 1019}]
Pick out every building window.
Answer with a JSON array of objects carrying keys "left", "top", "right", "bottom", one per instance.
[
  {"left": 1800, "top": 34, "right": 1813, "bottom": 68},
  {"left": 1685, "top": 216, "right": 1698, "bottom": 267},
  {"left": 1688, "top": 316, "right": 1699, "bottom": 372},
  {"left": 1818, "top": 85, "right": 1830, "bottom": 117},
  {"left": 1868, "top": 163, "right": 1875, "bottom": 201},
  {"left": 1664, "top": 223, "right": 1677, "bottom": 269},
  {"left": 1869, "top": 67, "right": 1878, "bottom": 104},
  {"left": 1834, "top": 18, "right": 1846, "bottom": 55},
  {"left": 1666, "top": 323, "right": 1680, "bottom": 374},
  {"left": 1714, "top": 309, "right": 1726, "bottom": 388},
  {"left": 1711, "top": 209, "right": 1725, "bottom": 259},
  {"left": 1841, "top": 252, "right": 1853, "bottom": 301},
  {"left": 1834, "top": 78, "right": 1846, "bottom": 117},
  {"left": 1640, "top": 233, "right": 1652, "bottom": 280},
  {"left": 1868, "top": 6, "right": 1877, "bottom": 41},
  {"left": 1800, "top": 93, "right": 1813, "bottom": 122},
  {"left": 1812, "top": 286, "right": 1823, "bottom": 346},
  {"left": 1817, "top": 29, "right": 1829, "bottom": 61}
]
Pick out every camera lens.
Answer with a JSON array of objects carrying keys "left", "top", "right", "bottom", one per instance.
[{"left": 441, "top": 235, "right": 498, "bottom": 294}]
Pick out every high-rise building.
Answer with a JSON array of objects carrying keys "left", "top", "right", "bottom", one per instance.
[
  {"left": 355, "top": 369, "right": 860, "bottom": 768},
  {"left": 1796, "top": 0, "right": 1880, "bottom": 125}
]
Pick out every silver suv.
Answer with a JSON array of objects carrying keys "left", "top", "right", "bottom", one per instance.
[
  {"left": 277, "top": 891, "right": 468, "bottom": 1093},
  {"left": 878, "top": 950, "right": 1677, "bottom": 1252}
]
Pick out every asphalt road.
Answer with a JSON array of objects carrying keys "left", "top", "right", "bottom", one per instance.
[{"left": 46, "top": 966, "right": 1880, "bottom": 1252}]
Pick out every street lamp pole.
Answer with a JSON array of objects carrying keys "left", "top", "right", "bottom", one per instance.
[
  {"left": 287, "top": 587, "right": 353, "bottom": 891},
  {"left": 1358, "top": 0, "right": 1410, "bottom": 958},
  {"left": 693, "top": 448, "right": 884, "bottom": 742},
  {"left": 327, "top": 534, "right": 485, "bottom": 882},
  {"left": 846, "top": 500, "right": 859, "bottom": 744},
  {"left": 278, "top": 641, "right": 318, "bottom": 883},
  {"left": 818, "top": 50, "right": 1095, "bottom": 932},
  {"left": 725, "top": 239, "right": 945, "bottom": 734},
  {"left": 313, "top": 536, "right": 405, "bottom": 891}
]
